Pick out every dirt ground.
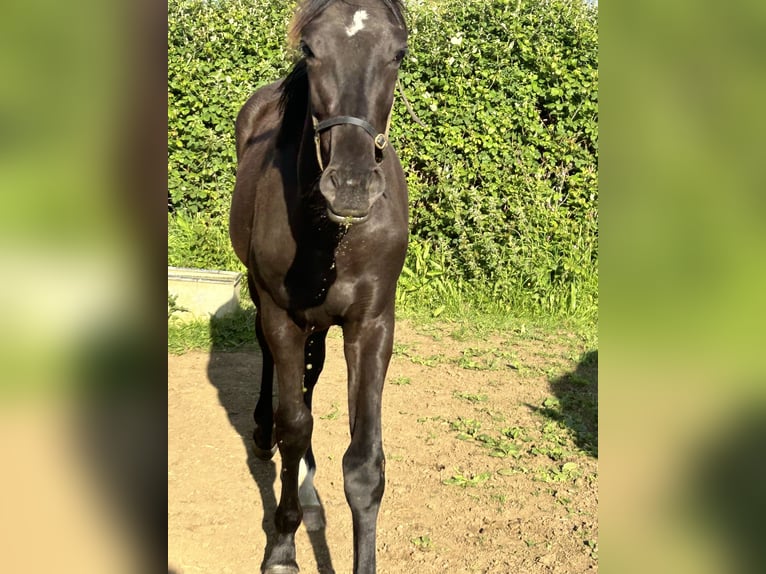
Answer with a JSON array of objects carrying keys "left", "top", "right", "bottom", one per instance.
[{"left": 168, "top": 320, "right": 598, "bottom": 573}]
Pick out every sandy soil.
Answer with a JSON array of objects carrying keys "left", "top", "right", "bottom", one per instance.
[{"left": 168, "top": 321, "right": 598, "bottom": 573}]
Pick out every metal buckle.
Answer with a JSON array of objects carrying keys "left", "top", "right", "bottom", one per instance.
[{"left": 374, "top": 133, "right": 388, "bottom": 150}]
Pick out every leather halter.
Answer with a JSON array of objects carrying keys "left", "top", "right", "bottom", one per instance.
[{"left": 311, "top": 108, "right": 392, "bottom": 171}]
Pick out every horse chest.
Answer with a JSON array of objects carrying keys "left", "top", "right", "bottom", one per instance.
[{"left": 255, "top": 234, "right": 387, "bottom": 325}]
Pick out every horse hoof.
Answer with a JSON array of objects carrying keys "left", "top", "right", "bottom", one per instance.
[
  {"left": 262, "top": 565, "right": 299, "bottom": 574},
  {"left": 302, "top": 505, "right": 326, "bottom": 532}
]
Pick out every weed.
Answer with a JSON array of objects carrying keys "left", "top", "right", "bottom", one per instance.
[
  {"left": 452, "top": 391, "right": 488, "bottom": 403},
  {"left": 477, "top": 408, "right": 507, "bottom": 422},
  {"left": 543, "top": 397, "right": 560, "bottom": 409},
  {"left": 320, "top": 402, "right": 340, "bottom": 421},
  {"left": 409, "top": 353, "right": 447, "bottom": 367},
  {"left": 168, "top": 293, "right": 187, "bottom": 318},
  {"left": 410, "top": 534, "right": 433, "bottom": 551},
  {"left": 502, "top": 426, "right": 530, "bottom": 441},
  {"left": 453, "top": 347, "right": 519, "bottom": 371},
  {"left": 473, "top": 433, "right": 521, "bottom": 459},
  {"left": 391, "top": 376, "right": 411, "bottom": 386},
  {"left": 449, "top": 417, "right": 525, "bottom": 459},
  {"left": 449, "top": 325, "right": 472, "bottom": 342},
  {"left": 443, "top": 470, "right": 491, "bottom": 488},
  {"left": 417, "top": 415, "right": 443, "bottom": 424},
  {"left": 449, "top": 417, "right": 482, "bottom": 439},
  {"left": 489, "top": 493, "right": 508, "bottom": 514},
  {"left": 392, "top": 342, "right": 447, "bottom": 367},
  {"left": 392, "top": 342, "right": 411, "bottom": 357},
  {"left": 537, "top": 462, "right": 581, "bottom": 483}
]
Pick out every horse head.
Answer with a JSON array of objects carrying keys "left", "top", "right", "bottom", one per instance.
[{"left": 293, "top": 0, "right": 408, "bottom": 224}]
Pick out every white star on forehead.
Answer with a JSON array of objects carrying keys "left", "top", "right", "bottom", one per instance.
[{"left": 345, "top": 9, "right": 368, "bottom": 37}]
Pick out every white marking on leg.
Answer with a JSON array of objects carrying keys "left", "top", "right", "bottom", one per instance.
[
  {"left": 298, "top": 456, "right": 320, "bottom": 507},
  {"left": 346, "top": 9, "right": 368, "bottom": 37}
]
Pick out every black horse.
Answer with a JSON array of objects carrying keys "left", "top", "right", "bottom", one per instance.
[{"left": 229, "top": 1, "right": 409, "bottom": 572}]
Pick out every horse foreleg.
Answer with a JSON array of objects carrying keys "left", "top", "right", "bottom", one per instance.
[
  {"left": 342, "top": 310, "right": 395, "bottom": 574},
  {"left": 259, "top": 301, "right": 312, "bottom": 574}
]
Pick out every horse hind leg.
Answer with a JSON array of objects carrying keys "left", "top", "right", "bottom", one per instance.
[
  {"left": 298, "top": 450, "right": 324, "bottom": 531},
  {"left": 253, "top": 307, "right": 278, "bottom": 460},
  {"left": 298, "top": 330, "right": 328, "bottom": 532}
]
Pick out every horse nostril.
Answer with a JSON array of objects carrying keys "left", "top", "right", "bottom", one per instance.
[{"left": 329, "top": 171, "right": 339, "bottom": 189}]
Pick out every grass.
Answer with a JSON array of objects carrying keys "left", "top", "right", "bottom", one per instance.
[
  {"left": 167, "top": 272, "right": 597, "bottom": 357},
  {"left": 168, "top": 305, "right": 258, "bottom": 354},
  {"left": 396, "top": 275, "right": 597, "bottom": 336},
  {"left": 168, "top": 318, "right": 215, "bottom": 355}
]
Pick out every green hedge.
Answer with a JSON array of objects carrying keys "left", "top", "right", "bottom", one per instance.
[
  {"left": 168, "top": 0, "right": 598, "bottom": 319},
  {"left": 168, "top": 0, "right": 294, "bottom": 219}
]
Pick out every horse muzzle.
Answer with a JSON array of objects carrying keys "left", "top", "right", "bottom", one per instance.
[{"left": 319, "top": 166, "right": 385, "bottom": 225}]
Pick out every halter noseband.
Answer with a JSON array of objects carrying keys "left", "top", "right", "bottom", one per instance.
[{"left": 312, "top": 112, "right": 392, "bottom": 172}]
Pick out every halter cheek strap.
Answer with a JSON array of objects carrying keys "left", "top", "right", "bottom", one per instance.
[{"left": 312, "top": 102, "right": 393, "bottom": 171}]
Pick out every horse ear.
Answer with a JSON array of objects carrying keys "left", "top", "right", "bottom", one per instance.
[
  {"left": 287, "top": 21, "right": 301, "bottom": 49},
  {"left": 286, "top": 0, "right": 306, "bottom": 48}
]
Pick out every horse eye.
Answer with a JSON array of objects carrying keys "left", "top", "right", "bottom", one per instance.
[
  {"left": 300, "top": 41, "right": 314, "bottom": 59},
  {"left": 393, "top": 49, "right": 408, "bottom": 64}
]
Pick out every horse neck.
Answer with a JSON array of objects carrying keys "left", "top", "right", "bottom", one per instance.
[{"left": 296, "top": 108, "right": 322, "bottom": 192}]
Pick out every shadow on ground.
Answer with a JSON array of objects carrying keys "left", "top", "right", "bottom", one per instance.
[
  {"left": 530, "top": 349, "right": 598, "bottom": 458},
  {"left": 76, "top": 323, "right": 166, "bottom": 571},
  {"left": 205, "top": 304, "right": 336, "bottom": 573},
  {"left": 691, "top": 402, "right": 766, "bottom": 574}
]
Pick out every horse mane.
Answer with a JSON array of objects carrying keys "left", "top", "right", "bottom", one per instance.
[{"left": 277, "top": 58, "right": 309, "bottom": 147}]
